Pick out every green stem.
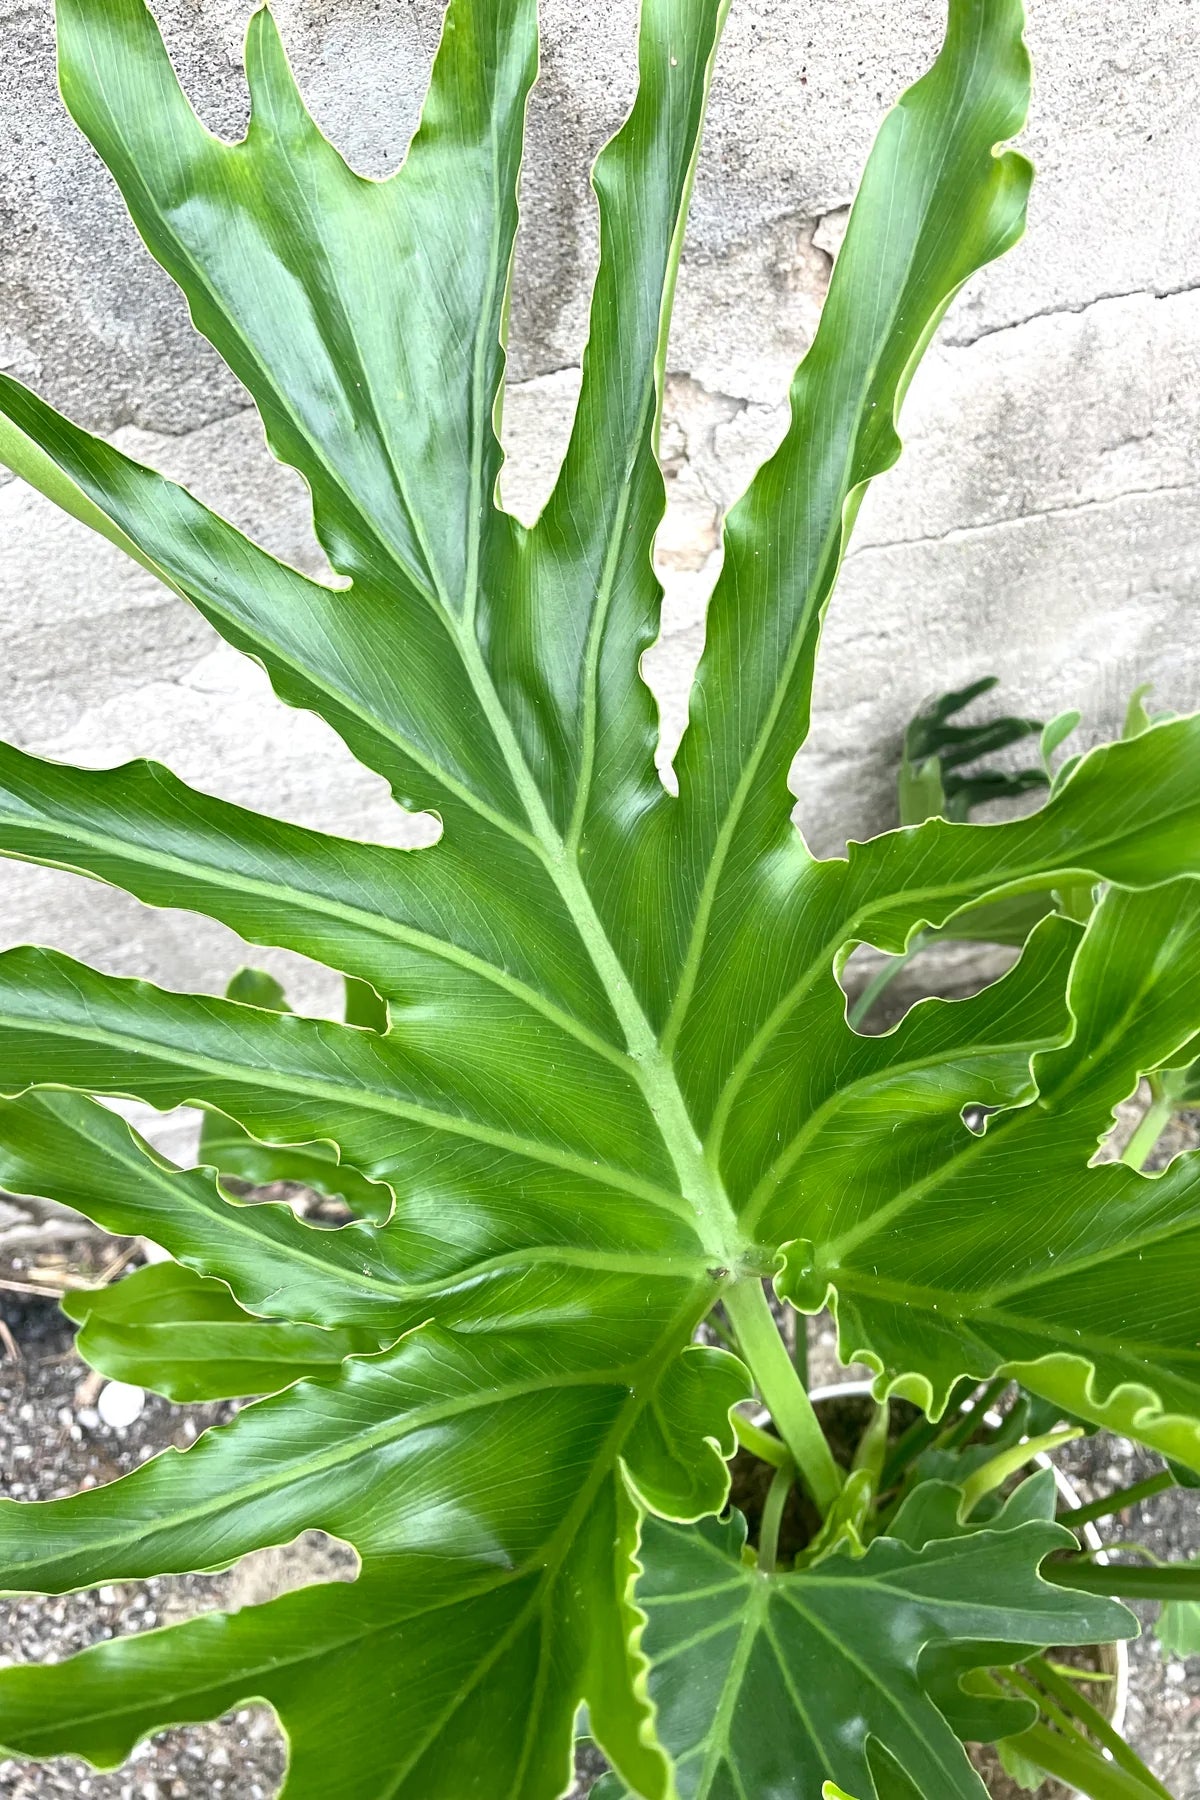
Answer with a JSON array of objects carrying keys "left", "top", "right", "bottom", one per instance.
[
  {"left": 1122, "top": 1073, "right": 1175, "bottom": 1170},
  {"left": 1057, "top": 1471, "right": 1174, "bottom": 1532},
  {"left": 1025, "top": 1657, "right": 1173, "bottom": 1799},
  {"left": 878, "top": 1375, "right": 978, "bottom": 1489},
  {"left": 1047, "top": 1558, "right": 1200, "bottom": 1601},
  {"left": 733, "top": 1412, "right": 789, "bottom": 1469},
  {"left": 1004, "top": 1667, "right": 1092, "bottom": 1750},
  {"left": 724, "top": 1279, "right": 843, "bottom": 1516},
  {"left": 934, "top": 1375, "right": 1009, "bottom": 1452},
  {"left": 792, "top": 1310, "right": 809, "bottom": 1386},
  {"left": 847, "top": 940, "right": 923, "bottom": 1030},
  {"left": 758, "top": 1460, "right": 794, "bottom": 1575},
  {"left": 705, "top": 1307, "right": 739, "bottom": 1354},
  {"left": 1000, "top": 1718, "right": 1169, "bottom": 1800}
]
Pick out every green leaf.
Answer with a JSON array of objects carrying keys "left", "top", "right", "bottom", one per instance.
[
  {"left": 197, "top": 968, "right": 393, "bottom": 1211},
  {"left": 781, "top": 879, "right": 1200, "bottom": 1471},
  {"left": 61, "top": 1261, "right": 377, "bottom": 1402},
  {"left": 0, "top": 1477, "right": 668, "bottom": 1800},
  {"left": 0, "top": 743, "right": 620, "bottom": 1052},
  {"left": 0, "top": 944, "right": 701, "bottom": 1239},
  {"left": 597, "top": 1484, "right": 1131, "bottom": 1800},
  {"left": 0, "top": 0, "right": 1198, "bottom": 1793},
  {"left": 0, "top": 1089, "right": 435, "bottom": 1332},
  {"left": 1042, "top": 708, "right": 1082, "bottom": 771},
  {"left": 900, "top": 676, "right": 1046, "bottom": 826}
]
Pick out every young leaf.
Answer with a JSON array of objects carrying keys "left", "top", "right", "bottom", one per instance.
[
  {"left": 1042, "top": 708, "right": 1082, "bottom": 771},
  {"left": 595, "top": 1485, "right": 1131, "bottom": 1800}
]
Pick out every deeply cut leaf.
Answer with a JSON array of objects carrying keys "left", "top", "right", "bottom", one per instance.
[
  {"left": 781, "top": 879, "right": 1200, "bottom": 1469},
  {"left": 0, "top": 1283, "right": 745, "bottom": 1798},
  {"left": 0, "top": 0, "right": 1197, "bottom": 1794}
]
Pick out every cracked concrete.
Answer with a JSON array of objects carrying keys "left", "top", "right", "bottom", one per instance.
[{"left": 0, "top": 0, "right": 1198, "bottom": 997}]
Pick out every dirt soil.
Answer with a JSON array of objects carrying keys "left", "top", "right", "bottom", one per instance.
[{"left": 0, "top": 1132, "right": 1197, "bottom": 1797}]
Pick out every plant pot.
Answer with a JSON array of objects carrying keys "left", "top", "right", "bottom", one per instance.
[{"left": 798, "top": 1380, "right": 1130, "bottom": 1799}]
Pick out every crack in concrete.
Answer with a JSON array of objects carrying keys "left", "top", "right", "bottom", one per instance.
[
  {"left": 943, "top": 279, "right": 1200, "bottom": 349},
  {"left": 849, "top": 478, "right": 1200, "bottom": 557}
]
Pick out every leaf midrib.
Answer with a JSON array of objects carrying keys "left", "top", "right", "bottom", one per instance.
[
  {"left": 822, "top": 924, "right": 1200, "bottom": 1263},
  {"left": 659, "top": 86, "right": 970, "bottom": 1065},
  {"left": 767, "top": 1593, "right": 981, "bottom": 1796},
  {"left": 692, "top": 1574, "right": 766, "bottom": 1799},
  {"left": 72, "top": 0, "right": 749, "bottom": 1275},
  {"left": 836, "top": 1265, "right": 1200, "bottom": 1372},
  {"left": 42, "top": 1096, "right": 720, "bottom": 1317},
  {"left": 68, "top": 0, "right": 746, "bottom": 1272},
  {"left": 3, "top": 1363, "right": 633, "bottom": 1581},
  {"left": 450, "top": 601, "right": 744, "bottom": 1267},
  {"left": 17, "top": 1286, "right": 713, "bottom": 1798}
]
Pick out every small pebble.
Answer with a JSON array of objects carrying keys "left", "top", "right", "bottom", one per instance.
[{"left": 97, "top": 1383, "right": 147, "bottom": 1430}]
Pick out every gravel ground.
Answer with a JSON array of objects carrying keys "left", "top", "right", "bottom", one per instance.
[{"left": 0, "top": 1101, "right": 1196, "bottom": 1797}]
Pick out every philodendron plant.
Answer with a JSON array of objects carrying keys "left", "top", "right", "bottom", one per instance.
[{"left": 0, "top": 0, "right": 1199, "bottom": 1795}]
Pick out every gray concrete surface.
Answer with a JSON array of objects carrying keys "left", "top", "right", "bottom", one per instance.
[{"left": 0, "top": 0, "right": 1198, "bottom": 1008}]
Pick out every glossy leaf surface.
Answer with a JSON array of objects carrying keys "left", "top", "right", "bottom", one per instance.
[
  {"left": 783, "top": 880, "right": 1200, "bottom": 1468},
  {"left": 0, "top": 0, "right": 1197, "bottom": 1795}
]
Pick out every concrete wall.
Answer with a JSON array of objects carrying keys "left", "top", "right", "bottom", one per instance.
[{"left": 1, "top": 0, "right": 1198, "bottom": 1033}]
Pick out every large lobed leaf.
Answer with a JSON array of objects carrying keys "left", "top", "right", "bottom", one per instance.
[{"left": 0, "top": 0, "right": 1198, "bottom": 1796}]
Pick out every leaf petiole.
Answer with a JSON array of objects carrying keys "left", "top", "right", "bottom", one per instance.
[
  {"left": 758, "top": 1459, "right": 795, "bottom": 1575},
  {"left": 877, "top": 1374, "right": 979, "bottom": 1489},
  {"left": 847, "top": 938, "right": 925, "bottom": 1030},
  {"left": 997, "top": 1717, "right": 1169, "bottom": 1800},
  {"left": 733, "top": 1411, "right": 790, "bottom": 1469},
  {"left": 1057, "top": 1470, "right": 1175, "bottom": 1532},
  {"left": 1024, "top": 1656, "right": 1173, "bottom": 1799},
  {"left": 1047, "top": 1558, "right": 1200, "bottom": 1601},
  {"left": 1122, "top": 1073, "right": 1178, "bottom": 1171},
  {"left": 934, "top": 1374, "right": 1010, "bottom": 1452},
  {"left": 723, "top": 1279, "right": 843, "bottom": 1516},
  {"left": 1003, "top": 1665, "right": 1094, "bottom": 1752}
]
